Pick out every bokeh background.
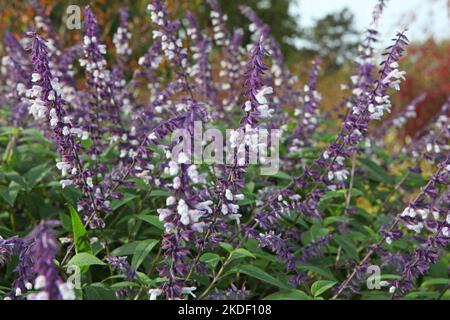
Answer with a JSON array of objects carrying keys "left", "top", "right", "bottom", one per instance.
[{"left": 1, "top": 0, "right": 449, "bottom": 139}]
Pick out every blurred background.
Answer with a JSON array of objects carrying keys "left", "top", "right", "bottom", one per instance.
[{"left": 0, "top": 0, "right": 449, "bottom": 137}]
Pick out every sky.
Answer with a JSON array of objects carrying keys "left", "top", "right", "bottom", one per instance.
[{"left": 292, "top": 0, "right": 450, "bottom": 46}]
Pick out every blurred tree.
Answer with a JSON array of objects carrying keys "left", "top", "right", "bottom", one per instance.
[
  {"left": 191, "top": 0, "right": 302, "bottom": 60},
  {"left": 301, "top": 8, "right": 359, "bottom": 70}
]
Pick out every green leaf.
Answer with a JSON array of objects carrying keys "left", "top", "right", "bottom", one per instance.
[
  {"left": 404, "top": 291, "right": 440, "bottom": 300},
  {"left": 25, "top": 163, "right": 51, "bottom": 190},
  {"left": 264, "top": 289, "right": 309, "bottom": 300},
  {"left": 68, "top": 253, "right": 106, "bottom": 267},
  {"left": 199, "top": 253, "right": 221, "bottom": 268},
  {"left": 311, "top": 280, "right": 336, "bottom": 297},
  {"left": 137, "top": 214, "right": 164, "bottom": 230},
  {"left": 85, "top": 283, "right": 116, "bottom": 300},
  {"left": 230, "top": 248, "right": 256, "bottom": 260},
  {"left": 299, "top": 264, "right": 337, "bottom": 281},
  {"left": 69, "top": 205, "right": 92, "bottom": 255},
  {"left": 420, "top": 278, "right": 450, "bottom": 287},
  {"left": 111, "top": 241, "right": 141, "bottom": 256},
  {"left": 272, "top": 171, "right": 292, "bottom": 181},
  {"left": 131, "top": 239, "right": 159, "bottom": 269},
  {"left": 358, "top": 157, "right": 393, "bottom": 184},
  {"left": 324, "top": 216, "right": 349, "bottom": 226},
  {"left": 149, "top": 189, "right": 170, "bottom": 198},
  {"left": 235, "top": 264, "right": 292, "bottom": 290},
  {"left": 4, "top": 171, "right": 27, "bottom": 190},
  {"left": 320, "top": 189, "right": 363, "bottom": 202},
  {"left": 111, "top": 281, "right": 140, "bottom": 289},
  {"left": 334, "top": 235, "right": 359, "bottom": 261},
  {"left": 219, "top": 242, "right": 233, "bottom": 252},
  {"left": 0, "top": 183, "right": 20, "bottom": 206},
  {"left": 111, "top": 193, "right": 137, "bottom": 210}
]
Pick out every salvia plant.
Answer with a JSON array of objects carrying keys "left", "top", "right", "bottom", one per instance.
[{"left": 0, "top": 0, "right": 448, "bottom": 301}]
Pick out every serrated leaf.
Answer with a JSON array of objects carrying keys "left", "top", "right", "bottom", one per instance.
[
  {"left": 311, "top": 280, "right": 336, "bottom": 297},
  {"left": 131, "top": 239, "right": 159, "bottom": 268}
]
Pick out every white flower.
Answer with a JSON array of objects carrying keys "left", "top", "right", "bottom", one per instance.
[
  {"left": 229, "top": 130, "right": 242, "bottom": 148},
  {"left": 182, "top": 286, "right": 197, "bottom": 298},
  {"left": 62, "top": 126, "right": 70, "bottom": 136},
  {"left": 191, "top": 222, "right": 207, "bottom": 233},
  {"left": 221, "top": 203, "right": 229, "bottom": 215},
  {"left": 166, "top": 196, "right": 176, "bottom": 206},
  {"left": 29, "top": 99, "right": 46, "bottom": 119},
  {"left": 255, "top": 86, "right": 273, "bottom": 105},
  {"left": 401, "top": 207, "right": 416, "bottom": 218},
  {"left": 225, "top": 189, "right": 233, "bottom": 201},
  {"left": 56, "top": 161, "right": 71, "bottom": 176},
  {"left": 48, "top": 90, "right": 55, "bottom": 101},
  {"left": 148, "top": 288, "right": 162, "bottom": 300},
  {"left": 177, "top": 199, "right": 190, "bottom": 225},
  {"left": 148, "top": 132, "right": 157, "bottom": 140},
  {"left": 25, "top": 282, "right": 33, "bottom": 290},
  {"left": 406, "top": 222, "right": 423, "bottom": 234},
  {"left": 389, "top": 286, "right": 396, "bottom": 294},
  {"left": 27, "top": 291, "right": 49, "bottom": 300},
  {"left": 228, "top": 203, "right": 239, "bottom": 214},
  {"left": 195, "top": 200, "right": 213, "bottom": 213},
  {"left": 167, "top": 161, "right": 179, "bottom": 176},
  {"left": 257, "top": 104, "right": 274, "bottom": 118},
  {"left": 173, "top": 176, "right": 181, "bottom": 190},
  {"left": 177, "top": 152, "right": 190, "bottom": 164},
  {"left": 16, "top": 83, "right": 27, "bottom": 95},
  {"left": 15, "top": 288, "right": 22, "bottom": 296},
  {"left": 58, "top": 282, "right": 75, "bottom": 300},
  {"left": 234, "top": 194, "right": 244, "bottom": 201},
  {"left": 379, "top": 281, "right": 390, "bottom": 287},
  {"left": 228, "top": 213, "right": 242, "bottom": 224},
  {"left": 34, "top": 275, "right": 46, "bottom": 290},
  {"left": 189, "top": 209, "right": 204, "bottom": 223},
  {"left": 86, "top": 177, "right": 94, "bottom": 188},
  {"left": 416, "top": 209, "right": 429, "bottom": 219},
  {"left": 327, "top": 171, "right": 334, "bottom": 181},
  {"left": 157, "top": 208, "right": 172, "bottom": 221},
  {"left": 31, "top": 73, "right": 41, "bottom": 82},
  {"left": 60, "top": 179, "right": 74, "bottom": 189}
]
